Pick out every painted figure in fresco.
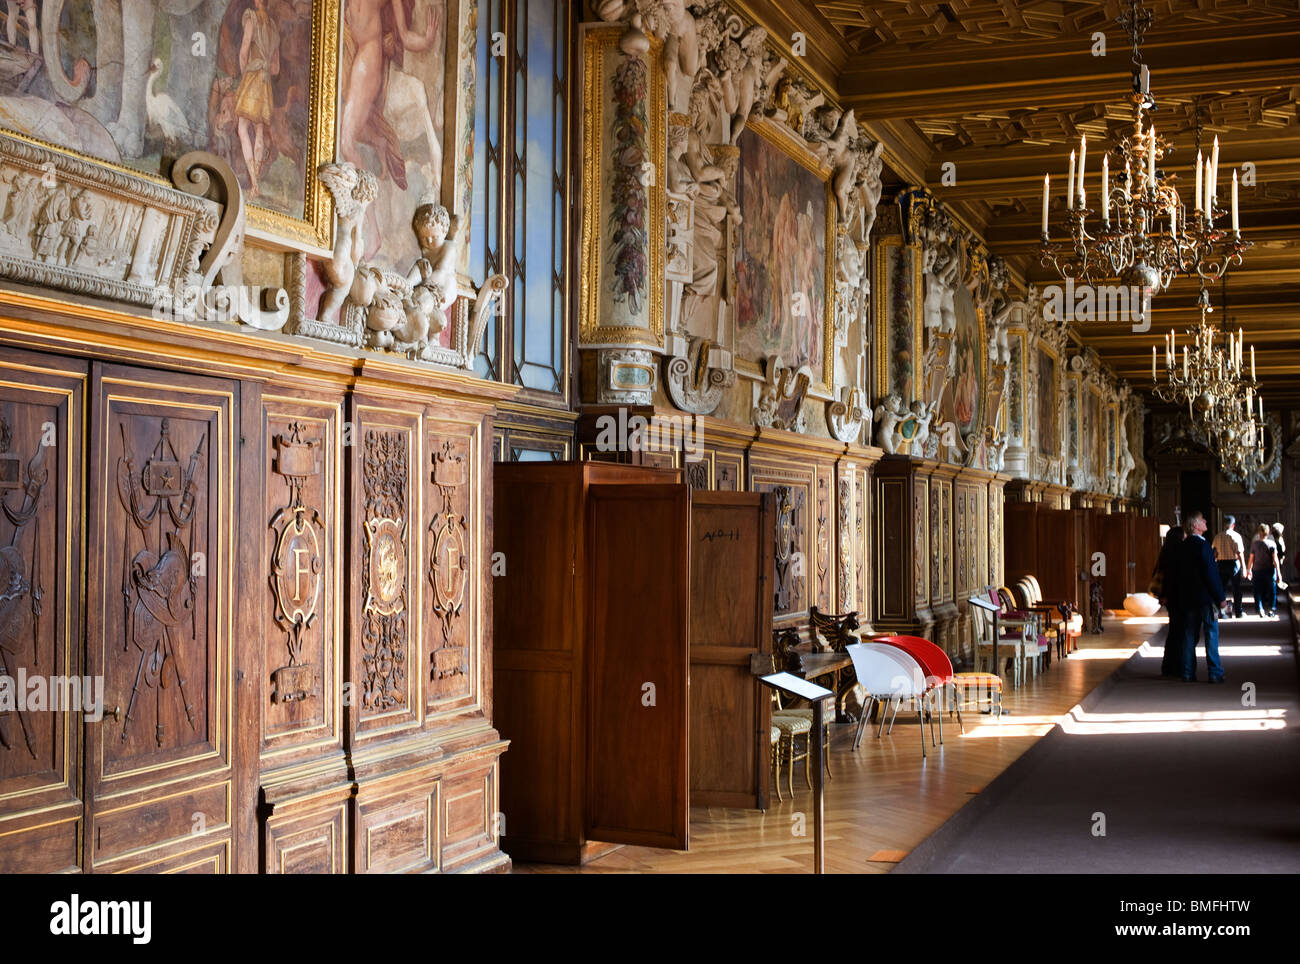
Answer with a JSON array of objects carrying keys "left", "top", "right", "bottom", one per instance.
[
  {"left": 235, "top": 0, "right": 280, "bottom": 199},
  {"left": 340, "top": 0, "right": 442, "bottom": 260},
  {"left": 954, "top": 335, "right": 977, "bottom": 428},
  {"left": 3, "top": 0, "right": 38, "bottom": 53}
]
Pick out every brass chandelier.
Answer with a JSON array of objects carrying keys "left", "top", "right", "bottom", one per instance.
[
  {"left": 1152, "top": 280, "right": 1262, "bottom": 454},
  {"left": 1039, "top": 0, "right": 1251, "bottom": 296}
]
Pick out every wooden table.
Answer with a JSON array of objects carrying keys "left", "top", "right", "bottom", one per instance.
[{"left": 752, "top": 650, "right": 854, "bottom": 722}]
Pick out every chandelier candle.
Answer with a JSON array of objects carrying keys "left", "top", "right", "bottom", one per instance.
[
  {"left": 1102, "top": 155, "right": 1110, "bottom": 225},
  {"left": 1211, "top": 136, "right": 1220, "bottom": 202},
  {"left": 1232, "top": 171, "right": 1239, "bottom": 236},
  {"left": 1078, "top": 135, "right": 1087, "bottom": 206},
  {"left": 1194, "top": 150, "right": 1202, "bottom": 213},
  {"left": 1041, "top": 175, "right": 1050, "bottom": 236},
  {"left": 1067, "top": 151, "right": 1075, "bottom": 210},
  {"left": 1148, "top": 126, "right": 1156, "bottom": 187}
]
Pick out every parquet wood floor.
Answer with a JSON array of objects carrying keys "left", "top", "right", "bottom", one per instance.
[{"left": 513, "top": 616, "right": 1156, "bottom": 874}]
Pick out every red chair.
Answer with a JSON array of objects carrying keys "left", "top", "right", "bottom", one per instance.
[{"left": 871, "top": 634, "right": 1003, "bottom": 734}]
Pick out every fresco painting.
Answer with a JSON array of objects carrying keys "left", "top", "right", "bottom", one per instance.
[{"left": 733, "top": 125, "right": 826, "bottom": 376}]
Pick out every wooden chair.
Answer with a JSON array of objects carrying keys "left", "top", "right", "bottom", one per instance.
[
  {"left": 772, "top": 628, "right": 832, "bottom": 782},
  {"left": 971, "top": 599, "right": 1031, "bottom": 688},
  {"left": 810, "top": 606, "right": 861, "bottom": 718},
  {"left": 845, "top": 642, "right": 929, "bottom": 758},
  {"left": 770, "top": 724, "right": 784, "bottom": 802}
]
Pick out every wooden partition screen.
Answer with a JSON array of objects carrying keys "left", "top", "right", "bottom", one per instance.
[
  {"left": 688, "top": 491, "right": 774, "bottom": 810},
  {"left": 1035, "top": 508, "right": 1086, "bottom": 609},
  {"left": 1003, "top": 502, "right": 1041, "bottom": 583}
]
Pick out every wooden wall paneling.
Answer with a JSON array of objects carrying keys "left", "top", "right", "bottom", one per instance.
[
  {"left": 86, "top": 362, "right": 244, "bottom": 873},
  {"left": 931, "top": 466, "right": 958, "bottom": 655},
  {"left": 257, "top": 389, "right": 349, "bottom": 872},
  {"left": 1090, "top": 507, "right": 1129, "bottom": 608},
  {"left": 1035, "top": 508, "right": 1079, "bottom": 608},
  {"left": 688, "top": 491, "right": 774, "bottom": 810},
  {"left": 1133, "top": 515, "right": 1161, "bottom": 595},
  {"left": 349, "top": 398, "right": 423, "bottom": 745},
  {"left": 713, "top": 449, "right": 745, "bottom": 492},
  {"left": 0, "top": 348, "right": 85, "bottom": 873},
  {"left": 423, "top": 413, "right": 482, "bottom": 717},
  {"left": 585, "top": 482, "right": 690, "bottom": 850},
  {"left": 853, "top": 464, "right": 872, "bottom": 630},
  {"left": 815, "top": 469, "right": 833, "bottom": 612},
  {"left": 1003, "top": 501, "right": 1041, "bottom": 583}
]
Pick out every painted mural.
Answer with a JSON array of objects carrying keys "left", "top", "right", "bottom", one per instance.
[
  {"left": 341, "top": 0, "right": 446, "bottom": 272},
  {"left": 1037, "top": 347, "right": 1057, "bottom": 455},
  {"left": 1009, "top": 338, "right": 1023, "bottom": 439},
  {"left": 947, "top": 286, "right": 982, "bottom": 436},
  {"left": 0, "top": 0, "right": 315, "bottom": 219},
  {"left": 734, "top": 126, "right": 826, "bottom": 376},
  {"left": 885, "top": 242, "right": 917, "bottom": 403}
]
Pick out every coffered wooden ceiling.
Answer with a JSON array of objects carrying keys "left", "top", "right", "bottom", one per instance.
[{"left": 782, "top": 0, "right": 1300, "bottom": 403}]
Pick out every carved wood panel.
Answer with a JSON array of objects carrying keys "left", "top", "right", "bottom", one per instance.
[
  {"left": 261, "top": 397, "right": 342, "bottom": 758},
  {"left": 0, "top": 350, "right": 83, "bottom": 872},
  {"left": 424, "top": 425, "right": 475, "bottom": 709},
  {"left": 350, "top": 403, "right": 420, "bottom": 739},
  {"left": 713, "top": 451, "right": 744, "bottom": 492},
  {"left": 751, "top": 467, "right": 811, "bottom": 622},
  {"left": 87, "top": 364, "right": 237, "bottom": 870},
  {"left": 914, "top": 478, "right": 928, "bottom": 607}
]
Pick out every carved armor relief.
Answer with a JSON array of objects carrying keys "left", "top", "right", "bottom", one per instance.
[
  {"left": 87, "top": 365, "right": 236, "bottom": 871},
  {"left": 262, "top": 401, "right": 340, "bottom": 755},
  {"left": 0, "top": 357, "right": 81, "bottom": 858}
]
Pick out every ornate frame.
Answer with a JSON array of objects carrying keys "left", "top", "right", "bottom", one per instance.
[
  {"left": 0, "top": 0, "right": 340, "bottom": 252},
  {"left": 578, "top": 25, "right": 665, "bottom": 349},
  {"left": 733, "top": 116, "right": 837, "bottom": 396}
]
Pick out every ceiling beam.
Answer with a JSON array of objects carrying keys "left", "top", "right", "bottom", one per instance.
[{"left": 838, "top": 26, "right": 1300, "bottom": 120}]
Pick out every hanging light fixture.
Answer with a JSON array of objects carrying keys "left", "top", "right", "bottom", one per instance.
[
  {"left": 1039, "top": 0, "right": 1251, "bottom": 297},
  {"left": 1151, "top": 278, "right": 1258, "bottom": 429}
]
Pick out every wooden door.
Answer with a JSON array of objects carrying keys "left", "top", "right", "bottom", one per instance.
[
  {"left": 585, "top": 483, "right": 689, "bottom": 850},
  {"left": 85, "top": 363, "right": 243, "bottom": 872},
  {"left": 0, "top": 349, "right": 84, "bottom": 872},
  {"left": 688, "top": 491, "right": 774, "bottom": 810}
]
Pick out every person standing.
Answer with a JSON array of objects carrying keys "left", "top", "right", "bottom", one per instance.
[
  {"left": 1151, "top": 527, "right": 1186, "bottom": 678},
  {"left": 1211, "top": 515, "right": 1247, "bottom": 618},
  {"left": 1249, "top": 524, "right": 1281, "bottom": 618},
  {"left": 1178, "top": 511, "right": 1226, "bottom": 683},
  {"left": 1271, "top": 523, "right": 1288, "bottom": 587}
]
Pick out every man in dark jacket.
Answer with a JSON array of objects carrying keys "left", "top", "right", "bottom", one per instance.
[{"left": 1178, "top": 510, "right": 1226, "bottom": 683}]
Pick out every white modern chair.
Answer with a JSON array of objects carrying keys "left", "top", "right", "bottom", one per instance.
[{"left": 845, "top": 642, "right": 929, "bottom": 758}]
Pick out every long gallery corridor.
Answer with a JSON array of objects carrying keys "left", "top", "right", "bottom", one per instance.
[{"left": 517, "top": 608, "right": 1299, "bottom": 874}]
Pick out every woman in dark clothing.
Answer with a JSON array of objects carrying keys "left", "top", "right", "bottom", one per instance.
[{"left": 1153, "top": 527, "right": 1187, "bottom": 677}]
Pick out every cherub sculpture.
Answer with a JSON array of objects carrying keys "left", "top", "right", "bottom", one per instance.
[
  {"left": 364, "top": 202, "right": 464, "bottom": 359},
  {"left": 317, "top": 162, "right": 379, "bottom": 323},
  {"left": 873, "top": 392, "right": 907, "bottom": 454}
]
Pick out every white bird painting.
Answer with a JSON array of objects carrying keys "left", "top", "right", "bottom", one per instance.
[{"left": 145, "top": 58, "right": 194, "bottom": 148}]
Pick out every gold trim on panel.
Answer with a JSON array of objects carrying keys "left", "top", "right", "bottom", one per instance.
[{"left": 579, "top": 26, "right": 665, "bottom": 350}]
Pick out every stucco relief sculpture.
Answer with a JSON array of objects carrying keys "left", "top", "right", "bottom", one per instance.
[
  {"left": 310, "top": 160, "right": 506, "bottom": 367},
  {"left": 754, "top": 354, "right": 811, "bottom": 432},
  {"left": 872, "top": 393, "right": 906, "bottom": 454},
  {"left": 827, "top": 385, "right": 868, "bottom": 444},
  {"left": 665, "top": 335, "right": 734, "bottom": 415},
  {"left": 0, "top": 134, "right": 241, "bottom": 313}
]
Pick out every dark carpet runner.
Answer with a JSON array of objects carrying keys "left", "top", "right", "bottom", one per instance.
[{"left": 895, "top": 612, "right": 1300, "bottom": 873}]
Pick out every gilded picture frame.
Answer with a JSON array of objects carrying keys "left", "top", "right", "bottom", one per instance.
[
  {"left": 578, "top": 24, "right": 665, "bottom": 351},
  {"left": 0, "top": 0, "right": 340, "bottom": 252}
]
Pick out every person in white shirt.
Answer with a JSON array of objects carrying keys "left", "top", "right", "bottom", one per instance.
[{"left": 1210, "top": 515, "right": 1246, "bottom": 618}]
